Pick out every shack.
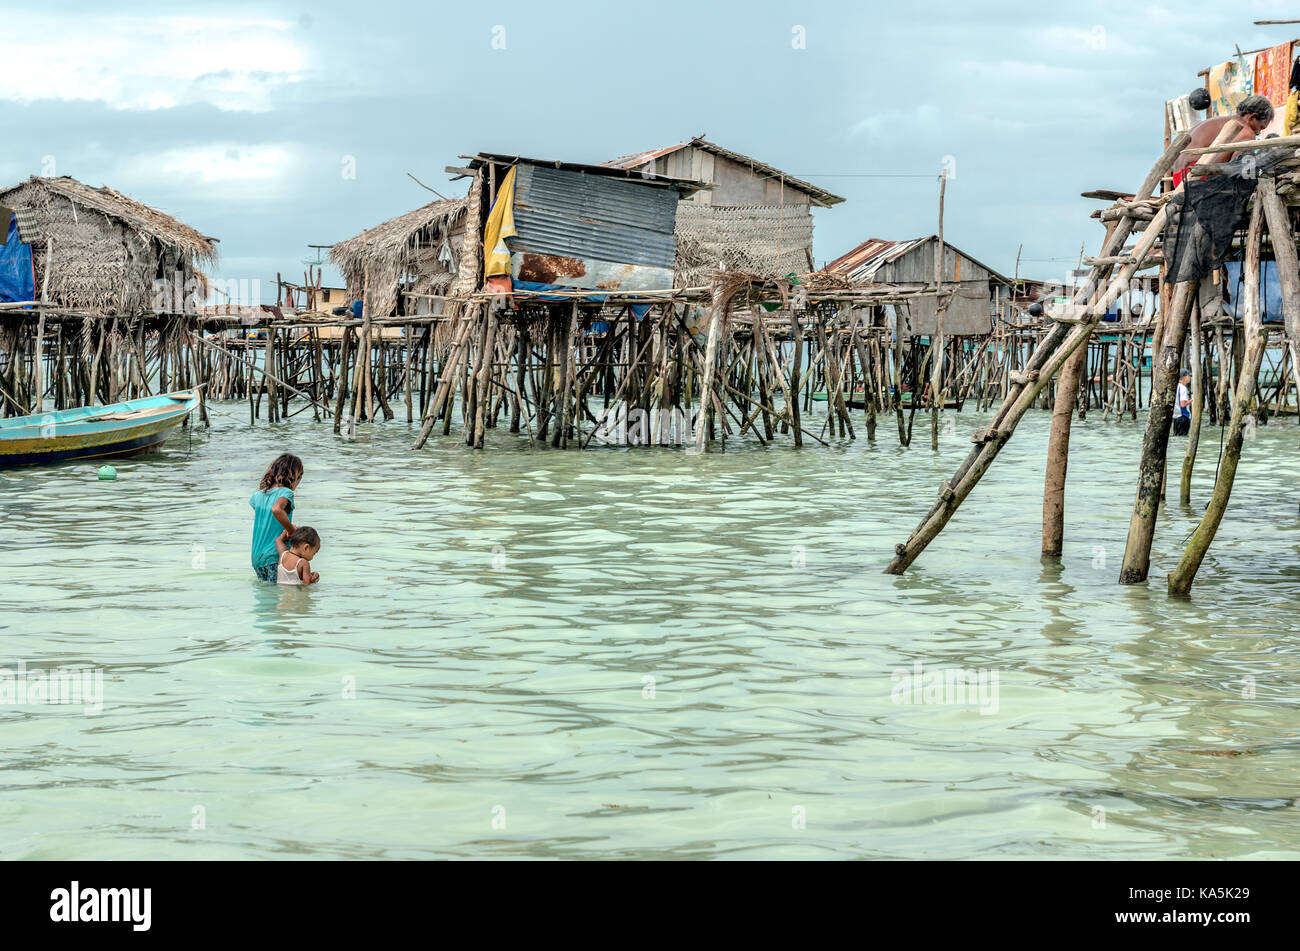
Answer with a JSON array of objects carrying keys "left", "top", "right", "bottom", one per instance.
[
  {"left": 825, "top": 236, "right": 1013, "bottom": 336},
  {"left": 448, "top": 152, "right": 705, "bottom": 298},
  {"left": 0, "top": 174, "right": 216, "bottom": 315},
  {"left": 602, "top": 137, "right": 844, "bottom": 284},
  {"left": 330, "top": 196, "right": 469, "bottom": 318}
]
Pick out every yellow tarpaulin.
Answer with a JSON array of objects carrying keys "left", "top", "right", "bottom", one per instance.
[{"left": 482, "top": 166, "right": 518, "bottom": 279}]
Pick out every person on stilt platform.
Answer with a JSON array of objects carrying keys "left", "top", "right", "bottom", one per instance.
[{"left": 1173, "top": 95, "right": 1274, "bottom": 186}]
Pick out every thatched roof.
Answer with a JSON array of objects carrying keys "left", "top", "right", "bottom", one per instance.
[
  {"left": 0, "top": 175, "right": 218, "bottom": 315},
  {"left": 0, "top": 175, "right": 217, "bottom": 265},
  {"left": 331, "top": 197, "right": 468, "bottom": 316}
]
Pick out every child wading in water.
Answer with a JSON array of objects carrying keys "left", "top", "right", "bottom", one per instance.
[
  {"left": 250, "top": 453, "right": 303, "bottom": 582},
  {"left": 276, "top": 526, "right": 321, "bottom": 586}
]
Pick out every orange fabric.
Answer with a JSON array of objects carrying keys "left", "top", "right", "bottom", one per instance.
[
  {"left": 1254, "top": 41, "right": 1292, "bottom": 137},
  {"left": 1253, "top": 42, "right": 1291, "bottom": 107}
]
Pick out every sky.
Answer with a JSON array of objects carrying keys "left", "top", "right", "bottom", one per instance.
[{"left": 5, "top": 0, "right": 1297, "bottom": 301}]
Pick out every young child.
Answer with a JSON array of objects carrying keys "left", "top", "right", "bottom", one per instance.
[
  {"left": 250, "top": 453, "right": 303, "bottom": 582},
  {"left": 276, "top": 526, "right": 321, "bottom": 586}
]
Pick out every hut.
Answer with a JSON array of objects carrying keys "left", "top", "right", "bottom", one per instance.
[
  {"left": 450, "top": 151, "right": 706, "bottom": 297},
  {"left": 825, "top": 236, "right": 1014, "bottom": 336},
  {"left": 0, "top": 175, "right": 216, "bottom": 315},
  {"left": 602, "top": 137, "right": 845, "bottom": 284},
  {"left": 330, "top": 196, "right": 469, "bottom": 318}
]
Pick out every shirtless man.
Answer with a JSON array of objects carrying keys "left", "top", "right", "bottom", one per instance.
[{"left": 1173, "top": 95, "right": 1275, "bottom": 185}]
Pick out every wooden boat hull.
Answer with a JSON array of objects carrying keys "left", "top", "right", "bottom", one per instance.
[{"left": 0, "top": 391, "right": 199, "bottom": 469}]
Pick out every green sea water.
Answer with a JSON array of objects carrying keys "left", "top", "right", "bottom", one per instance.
[{"left": 2, "top": 402, "right": 1299, "bottom": 859}]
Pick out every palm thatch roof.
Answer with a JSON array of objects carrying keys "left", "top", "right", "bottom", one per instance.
[
  {"left": 330, "top": 197, "right": 468, "bottom": 316},
  {"left": 1, "top": 176, "right": 217, "bottom": 263},
  {"left": 0, "top": 175, "right": 217, "bottom": 314}
]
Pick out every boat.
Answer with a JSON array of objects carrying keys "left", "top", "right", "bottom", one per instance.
[{"left": 0, "top": 390, "right": 199, "bottom": 468}]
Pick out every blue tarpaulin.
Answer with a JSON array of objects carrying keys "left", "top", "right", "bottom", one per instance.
[
  {"left": 1225, "top": 261, "right": 1285, "bottom": 323},
  {"left": 0, "top": 214, "right": 34, "bottom": 303}
]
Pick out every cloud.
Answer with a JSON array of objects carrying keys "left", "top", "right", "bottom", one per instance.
[
  {"left": 1033, "top": 25, "right": 1144, "bottom": 57},
  {"left": 151, "top": 144, "right": 300, "bottom": 184},
  {"left": 851, "top": 104, "right": 941, "bottom": 139},
  {"left": 0, "top": 14, "right": 305, "bottom": 112}
]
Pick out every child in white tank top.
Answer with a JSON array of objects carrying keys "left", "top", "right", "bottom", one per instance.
[{"left": 276, "top": 526, "right": 321, "bottom": 586}]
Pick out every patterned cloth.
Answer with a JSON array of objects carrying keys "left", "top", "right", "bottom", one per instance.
[
  {"left": 1253, "top": 42, "right": 1292, "bottom": 136},
  {"left": 1208, "top": 59, "right": 1253, "bottom": 117},
  {"left": 254, "top": 563, "right": 277, "bottom": 582}
]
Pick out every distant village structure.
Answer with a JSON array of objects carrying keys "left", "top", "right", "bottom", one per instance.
[
  {"left": 825, "top": 236, "right": 1014, "bottom": 336},
  {"left": 602, "top": 137, "right": 844, "bottom": 285},
  {"left": 0, "top": 138, "right": 1074, "bottom": 455},
  {"left": 330, "top": 197, "right": 468, "bottom": 317}
]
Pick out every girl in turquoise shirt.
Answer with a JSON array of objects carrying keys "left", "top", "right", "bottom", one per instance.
[{"left": 250, "top": 453, "right": 303, "bottom": 581}]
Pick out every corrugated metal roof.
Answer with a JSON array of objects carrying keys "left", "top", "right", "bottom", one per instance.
[
  {"left": 603, "top": 143, "right": 688, "bottom": 171},
  {"left": 825, "top": 237, "right": 929, "bottom": 281},
  {"left": 601, "top": 137, "right": 846, "bottom": 207},
  {"left": 511, "top": 164, "right": 678, "bottom": 270},
  {"left": 464, "top": 152, "right": 707, "bottom": 196},
  {"left": 826, "top": 236, "right": 1012, "bottom": 285}
]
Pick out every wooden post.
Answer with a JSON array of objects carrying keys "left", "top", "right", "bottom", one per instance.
[
  {"left": 1117, "top": 278, "right": 1197, "bottom": 584},
  {"left": 693, "top": 289, "right": 725, "bottom": 453},
  {"left": 1042, "top": 218, "right": 1121, "bottom": 557},
  {"left": 1168, "top": 195, "right": 1267, "bottom": 594},
  {"left": 1041, "top": 333, "right": 1091, "bottom": 557},
  {"left": 263, "top": 319, "right": 278, "bottom": 422},
  {"left": 790, "top": 310, "right": 804, "bottom": 447},
  {"left": 931, "top": 170, "right": 947, "bottom": 450},
  {"left": 473, "top": 309, "right": 499, "bottom": 448},
  {"left": 885, "top": 131, "right": 1196, "bottom": 574},
  {"left": 32, "top": 236, "right": 52, "bottom": 413},
  {"left": 1179, "top": 302, "right": 1204, "bottom": 504}
]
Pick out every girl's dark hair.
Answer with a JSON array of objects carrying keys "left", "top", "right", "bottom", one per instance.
[
  {"left": 289, "top": 526, "right": 320, "bottom": 549},
  {"left": 260, "top": 453, "right": 303, "bottom": 491}
]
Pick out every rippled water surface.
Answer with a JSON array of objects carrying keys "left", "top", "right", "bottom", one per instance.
[{"left": 3, "top": 401, "right": 1299, "bottom": 859}]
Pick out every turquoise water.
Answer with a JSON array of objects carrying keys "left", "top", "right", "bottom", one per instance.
[{"left": 2, "top": 402, "right": 1299, "bottom": 859}]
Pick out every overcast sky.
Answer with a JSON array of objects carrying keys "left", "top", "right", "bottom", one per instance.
[{"left": 5, "top": 1, "right": 1296, "bottom": 299}]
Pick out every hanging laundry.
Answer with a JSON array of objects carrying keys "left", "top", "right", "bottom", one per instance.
[
  {"left": 1165, "top": 94, "right": 1195, "bottom": 134},
  {"left": 482, "top": 166, "right": 518, "bottom": 280},
  {"left": 1208, "top": 58, "right": 1253, "bottom": 117},
  {"left": 1253, "top": 41, "right": 1292, "bottom": 136}
]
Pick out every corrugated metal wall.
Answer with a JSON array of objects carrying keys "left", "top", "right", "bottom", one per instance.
[{"left": 511, "top": 165, "right": 678, "bottom": 268}]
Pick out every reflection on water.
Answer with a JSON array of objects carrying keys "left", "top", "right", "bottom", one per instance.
[{"left": 1, "top": 404, "right": 1299, "bottom": 859}]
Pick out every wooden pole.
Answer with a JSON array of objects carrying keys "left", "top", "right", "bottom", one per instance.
[
  {"left": 931, "top": 169, "right": 947, "bottom": 451},
  {"left": 885, "top": 131, "right": 1195, "bottom": 574},
  {"left": 694, "top": 288, "right": 725, "bottom": 453},
  {"left": 1179, "top": 302, "right": 1204, "bottom": 504},
  {"left": 1168, "top": 195, "right": 1267, "bottom": 594},
  {"left": 1118, "top": 278, "right": 1198, "bottom": 584}
]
